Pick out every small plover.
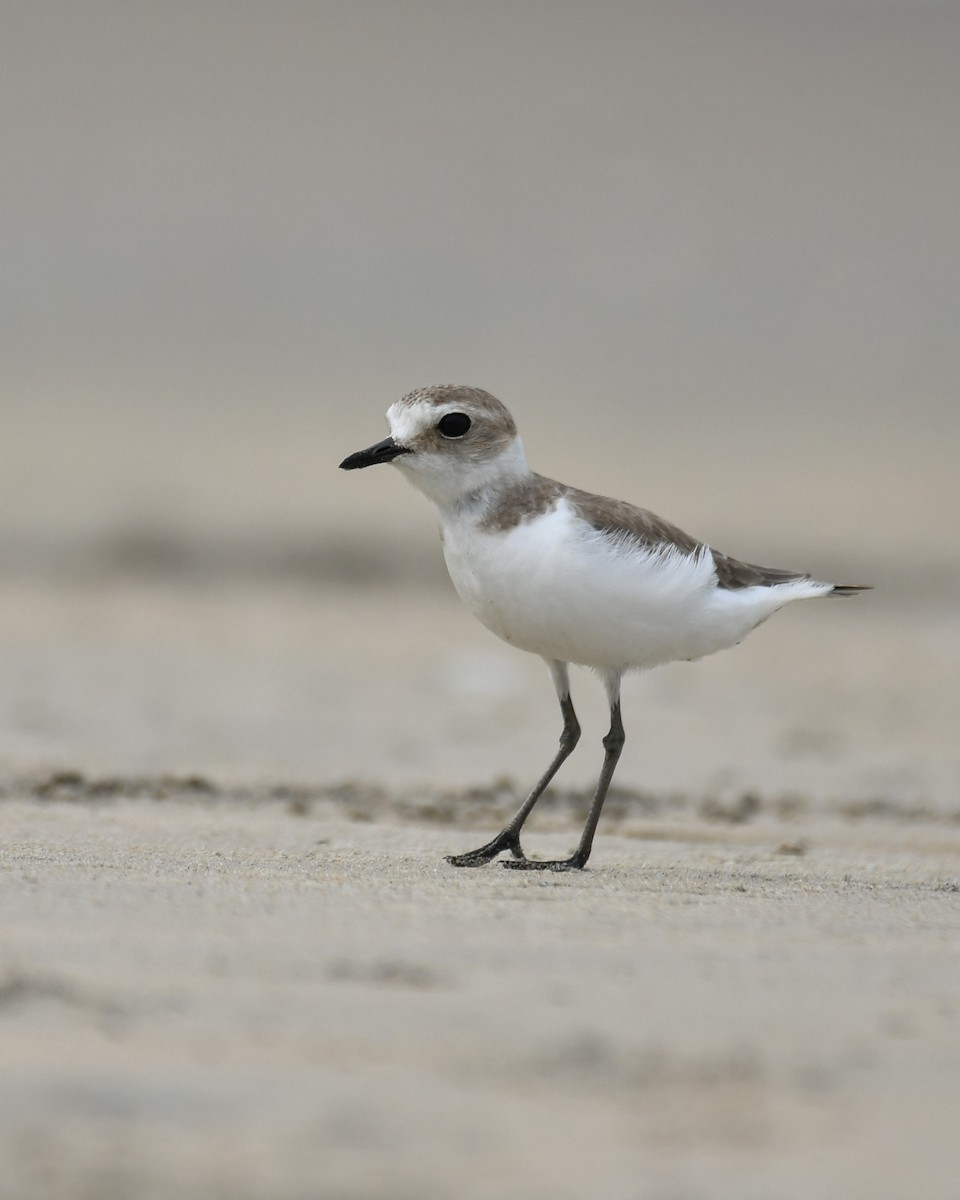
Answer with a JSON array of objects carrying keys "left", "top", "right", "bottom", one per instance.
[{"left": 340, "top": 385, "right": 868, "bottom": 871}]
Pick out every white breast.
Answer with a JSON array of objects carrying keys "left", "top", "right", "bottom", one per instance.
[{"left": 440, "top": 497, "right": 828, "bottom": 671}]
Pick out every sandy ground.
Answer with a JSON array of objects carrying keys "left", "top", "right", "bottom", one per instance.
[
  {"left": 5, "top": 4, "right": 960, "bottom": 1192},
  {"left": 1, "top": 568, "right": 959, "bottom": 1199},
  {"left": 2, "top": 789, "right": 959, "bottom": 1200}
]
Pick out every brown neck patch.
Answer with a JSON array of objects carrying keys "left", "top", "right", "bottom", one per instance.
[{"left": 478, "top": 474, "right": 566, "bottom": 531}]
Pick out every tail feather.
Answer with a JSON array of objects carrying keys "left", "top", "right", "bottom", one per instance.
[{"left": 829, "top": 584, "right": 872, "bottom": 596}]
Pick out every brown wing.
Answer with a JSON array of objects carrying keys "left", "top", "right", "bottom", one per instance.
[
  {"left": 709, "top": 550, "right": 812, "bottom": 590},
  {"left": 568, "top": 487, "right": 810, "bottom": 591},
  {"left": 567, "top": 488, "right": 700, "bottom": 551}
]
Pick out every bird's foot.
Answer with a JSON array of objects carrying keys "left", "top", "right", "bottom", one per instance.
[
  {"left": 500, "top": 851, "right": 588, "bottom": 872},
  {"left": 445, "top": 830, "right": 525, "bottom": 867}
]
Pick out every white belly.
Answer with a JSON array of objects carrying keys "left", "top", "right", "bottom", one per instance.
[{"left": 440, "top": 499, "right": 823, "bottom": 671}]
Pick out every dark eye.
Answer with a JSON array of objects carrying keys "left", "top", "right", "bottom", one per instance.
[{"left": 437, "top": 412, "right": 471, "bottom": 438}]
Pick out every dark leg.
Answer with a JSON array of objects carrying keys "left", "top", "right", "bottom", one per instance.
[
  {"left": 446, "top": 662, "right": 580, "bottom": 867},
  {"left": 502, "top": 671, "right": 624, "bottom": 872}
]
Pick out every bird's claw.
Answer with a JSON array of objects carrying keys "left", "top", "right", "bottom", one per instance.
[
  {"left": 500, "top": 854, "right": 587, "bottom": 872},
  {"left": 445, "top": 831, "right": 525, "bottom": 867}
]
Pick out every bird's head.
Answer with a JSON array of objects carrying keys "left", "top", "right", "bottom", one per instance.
[{"left": 339, "top": 385, "right": 528, "bottom": 507}]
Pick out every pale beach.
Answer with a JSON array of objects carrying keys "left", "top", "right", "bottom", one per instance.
[{"left": 3, "top": 3, "right": 959, "bottom": 1196}]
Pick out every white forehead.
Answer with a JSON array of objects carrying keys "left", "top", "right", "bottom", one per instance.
[{"left": 386, "top": 398, "right": 444, "bottom": 442}]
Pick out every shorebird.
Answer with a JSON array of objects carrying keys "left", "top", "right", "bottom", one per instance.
[{"left": 340, "top": 385, "right": 867, "bottom": 870}]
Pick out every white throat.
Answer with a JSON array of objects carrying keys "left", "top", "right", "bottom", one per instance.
[{"left": 394, "top": 435, "right": 531, "bottom": 512}]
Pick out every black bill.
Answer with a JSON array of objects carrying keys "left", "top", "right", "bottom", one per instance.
[{"left": 339, "top": 436, "right": 410, "bottom": 471}]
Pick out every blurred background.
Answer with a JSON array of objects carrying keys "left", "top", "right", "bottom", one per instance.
[{"left": 2, "top": 0, "right": 958, "bottom": 797}]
